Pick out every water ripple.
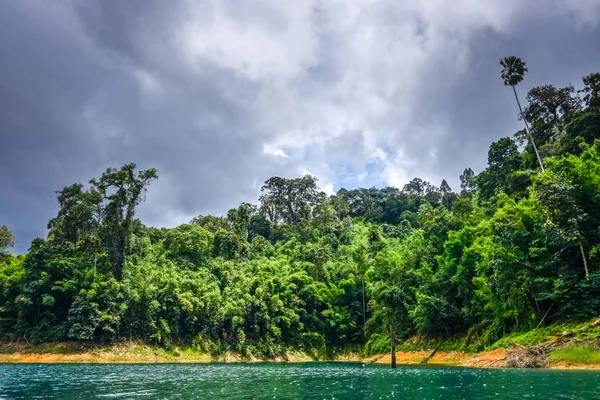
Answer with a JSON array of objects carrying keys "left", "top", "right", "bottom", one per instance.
[{"left": 0, "top": 363, "right": 599, "bottom": 399}]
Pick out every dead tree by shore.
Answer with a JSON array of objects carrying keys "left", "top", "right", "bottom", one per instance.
[{"left": 504, "top": 337, "right": 598, "bottom": 368}]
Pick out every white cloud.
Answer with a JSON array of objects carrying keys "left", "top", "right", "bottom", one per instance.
[
  {"left": 263, "top": 144, "right": 289, "bottom": 158},
  {"left": 175, "top": 0, "right": 319, "bottom": 82},
  {"left": 109, "top": 0, "right": 600, "bottom": 208},
  {"left": 132, "top": 68, "right": 163, "bottom": 101}
]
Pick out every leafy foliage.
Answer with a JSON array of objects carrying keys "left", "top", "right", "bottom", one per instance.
[{"left": 2, "top": 68, "right": 600, "bottom": 358}]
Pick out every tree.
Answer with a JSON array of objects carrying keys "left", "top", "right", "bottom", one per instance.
[
  {"left": 403, "top": 178, "right": 441, "bottom": 206},
  {"left": 366, "top": 235, "right": 420, "bottom": 368},
  {"left": 259, "top": 175, "right": 324, "bottom": 225},
  {"left": 403, "top": 178, "right": 427, "bottom": 196},
  {"left": 164, "top": 224, "right": 214, "bottom": 266},
  {"left": 459, "top": 168, "right": 476, "bottom": 196},
  {"left": 0, "top": 225, "right": 16, "bottom": 255},
  {"left": 580, "top": 72, "right": 600, "bottom": 108},
  {"left": 522, "top": 84, "right": 581, "bottom": 145},
  {"left": 5, "top": 64, "right": 600, "bottom": 359},
  {"left": 191, "top": 215, "right": 230, "bottom": 233},
  {"left": 352, "top": 245, "right": 369, "bottom": 332},
  {"left": 47, "top": 183, "right": 101, "bottom": 246},
  {"left": 537, "top": 142, "right": 600, "bottom": 280},
  {"left": 440, "top": 179, "right": 454, "bottom": 209},
  {"left": 227, "top": 202, "right": 256, "bottom": 240},
  {"left": 500, "top": 56, "right": 545, "bottom": 172},
  {"left": 330, "top": 195, "right": 350, "bottom": 220},
  {"left": 477, "top": 137, "right": 521, "bottom": 200},
  {"left": 49, "top": 164, "right": 158, "bottom": 281},
  {"left": 536, "top": 174, "right": 590, "bottom": 279},
  {"left": 560, "top": 109, "right": 600, "bottom": 155},
  {"left": 487, "top": 137, "right": 520, "bottom": 171},
  {"left": 214, "top": 229, "right": 246, "bottom": 260},
  {"left": 90, "top": 163, "right": 158, "bottom": 280},
  {"left": 424, "top": 185, "right": 442, "bottom": 206},
  {"left": 440, "top": 179, "right": 451, "bottom": 195}
]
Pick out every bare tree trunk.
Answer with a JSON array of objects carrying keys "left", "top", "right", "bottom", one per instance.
[
  {"left": 580, "top": 242, "right": 590, "bottom": 279},
  {"left": 390, "top": 322, "right": 396, "bottom": 369},
  {"left": 536, "top": 303, "right": 554, "bottom": 329},
  {"left": 513, "top": 86, "right": 545, "bottom": 172},
  {"left": 420, "top": 343, "right": 442, "bottom": 364},
  {"left": 362, "top": 277, "right": 366, "bottom": 331}
]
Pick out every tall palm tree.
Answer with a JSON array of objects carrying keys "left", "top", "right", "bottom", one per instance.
[
  {"left": 500, "top": 56, "right": 545, "bottom": 172},
  {"left": 503, "top": 58, "right": 588, "bottom": 279}
]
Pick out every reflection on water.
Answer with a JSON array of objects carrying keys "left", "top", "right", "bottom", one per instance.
[{"left": 1, "top": 362, "right": 599, "bottom": 399}]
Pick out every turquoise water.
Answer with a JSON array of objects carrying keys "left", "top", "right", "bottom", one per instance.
[{"left": 1, "top": 363, "right": 599, "bottom": 399}]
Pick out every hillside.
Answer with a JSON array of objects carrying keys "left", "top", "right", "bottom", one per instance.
[{"left": 1, "top": 68, "right": 600, "bottom": 363}]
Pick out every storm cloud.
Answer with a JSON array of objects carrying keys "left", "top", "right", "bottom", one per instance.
[{"left": 2, "top": 0, "right": 600, "bottom": 252}]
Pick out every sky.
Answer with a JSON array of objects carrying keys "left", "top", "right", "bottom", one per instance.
[{"left": 2, "top": 0, "right": 600, "bottom": 252}]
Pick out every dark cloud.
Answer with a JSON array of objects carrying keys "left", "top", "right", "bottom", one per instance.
[
  {"left": 431, "top": 16, "right": 600, "bottom": 188},
  {"left": 1, "top": 0, "right": 599, "bottom": 252},
  {"left": 0, "top": 2, "right": 115, "bottom": 251}
]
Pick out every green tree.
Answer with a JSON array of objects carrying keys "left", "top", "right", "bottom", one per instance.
[
  {"left": 500, "top": 56, "right": 545, "bottom": 171},
  {"left": 522, "top": 84, "right": 581, "bottom": 145},
  {"left": 0, "top": 225, "right": 16, "bottom": 254},
  {"left": 0, "top": 251, "right": 25, "bottom": 332},
  {"left": 5, "top": 66, "right": 600, "bottom": 360},
  {"left": 191, "top": 215, "right": 230, "bottom": 233},
  {"left": 477, "top": 137, "right": 521, "bottom": 200},
  {"left": 367, "top": 244, "right": 412, "bottom": 368},
  {"left": 440, "top": 179, "right": 456, "bottom": 209},
  {"left": 164, "top": 224, "right": 214, "bottom": 267},
  {"left": 403, "top": 178, "right": 428, "bottom": 196},
  {"left": 459, "top": 168, "right": 476, "bottom": 196},
  {"left": 560, "top": 109, "right": 600, "bottom": 155},
  {"left": 260, "top": 175, "right": 324, "bottom": 225},
  {"left": 580, "top": 72, "right": 600, "bottom": 108},
  {"left": 90, "top": 163, "right": 158, "bottom": 280},
  {"left": 352, "top": 245, "right": 369, "bottom": 331},
  {"left": 227, "top": 203, "right": 255, "bottom": 240}
]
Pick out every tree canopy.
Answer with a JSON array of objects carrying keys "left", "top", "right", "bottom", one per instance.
[{"left": 1, "top": 67, "right": 600, "bottom": 358}]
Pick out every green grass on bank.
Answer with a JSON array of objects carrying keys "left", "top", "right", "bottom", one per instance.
[
  {"left": 0, "top": 340, "right": 358, "bottom": 362},
  {"left": 396, "top": 336, "right": 471, "bottom": 352},
  {"left": 365, "top": 319, "right": 600, "bottom": 356},
  {"left": 0, "top": 341, "right": 194, "bottom": 359},
  {"left": 548, "top": 345, "right": 600, "bottom": 365},
  {"left": 0, "top": 342, "right": 87, "bottom": 355},
  {"left": 3, "top": 319, "right": 600, "bottom": 361},
  {"left": 489, "top": 320, "right": 600, "bottom": 349}
]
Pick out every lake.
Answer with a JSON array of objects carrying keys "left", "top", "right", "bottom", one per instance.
[{"left": 1, "top": 363, "right": 599, "bottom": 399}]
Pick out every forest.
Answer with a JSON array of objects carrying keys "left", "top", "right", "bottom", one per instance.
[{"left": 1, "top": 58, "right": 600, "bottom": 358}]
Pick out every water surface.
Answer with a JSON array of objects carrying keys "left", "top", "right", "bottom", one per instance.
[{"left": 1, "top": 362, "right": 599, "bottom": 399}]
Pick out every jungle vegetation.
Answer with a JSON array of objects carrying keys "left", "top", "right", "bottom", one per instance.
[{"left": 1, "top": 59, "right": 600, "bottom": 358}]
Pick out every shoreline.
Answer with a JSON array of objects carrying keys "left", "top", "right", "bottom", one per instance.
[{"left": 1, "top": 342, "right": 599, "bottom": 370}]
